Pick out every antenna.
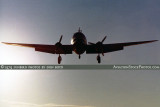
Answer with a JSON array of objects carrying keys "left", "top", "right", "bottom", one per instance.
[{"left": 78, "top": 27, "right": 82, "bottom": 32}]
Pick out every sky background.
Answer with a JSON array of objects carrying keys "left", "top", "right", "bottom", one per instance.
[{"left": 0, "top": 0, "right": 160, "bottom": 107}]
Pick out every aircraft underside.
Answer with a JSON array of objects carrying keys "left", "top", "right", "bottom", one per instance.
[{"left": 2, "top": 28, "right": 158, "bottom": 64}]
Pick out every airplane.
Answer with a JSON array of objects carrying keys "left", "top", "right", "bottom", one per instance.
[{"left": 2, "top": 28, "right": 158, "bottom": 64}]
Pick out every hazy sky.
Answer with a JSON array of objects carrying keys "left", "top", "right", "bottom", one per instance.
[{"left": 0, "top": 0, "right": 160, "bottom": 107}]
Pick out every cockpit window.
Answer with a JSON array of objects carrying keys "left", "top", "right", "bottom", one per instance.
[{"left": 73, "top": 32, "right": 86, "bottom": 39}]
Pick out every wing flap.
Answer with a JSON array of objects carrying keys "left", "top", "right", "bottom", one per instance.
[{"left": 86, "top": 44, "right": 124, "bottom": 54}]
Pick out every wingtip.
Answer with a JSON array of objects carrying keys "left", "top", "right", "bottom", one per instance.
[
  {"left": 1, "top": 42, "right": 6, "bottom": 44},
  {"left": 1, "top": 42, "right": 11, "bottom": 45},
  {"left": 152, "top": 40, "right": 158, "bottom": 42}
]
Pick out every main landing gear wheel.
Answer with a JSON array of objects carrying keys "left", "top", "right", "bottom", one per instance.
[
  {"left": 58, "top": 55, "right": 62, "bottom": 64},
  {"left": 79, "top": 55, "right": 81, "bottom": 59},
  {"left": 97, "top": 55, "right": 101, "bottom": 64}
]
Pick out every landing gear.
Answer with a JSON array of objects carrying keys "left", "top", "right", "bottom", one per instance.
[
  {"left": 58, "top": 55, "right": 62, "bottom": 64},
  {"left": 79, "top": 54, "right": 81, "bottom": 59},
  {"left": 97, "top": 54, "right": 101, "bottom": 64}
]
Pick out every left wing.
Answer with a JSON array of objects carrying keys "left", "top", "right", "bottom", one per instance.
[
  {"left": 86, "top": 40, "right": 158, "bottom": 54},
  {"left": 2, "top": 42, "right": 73, "bottom": 54}
]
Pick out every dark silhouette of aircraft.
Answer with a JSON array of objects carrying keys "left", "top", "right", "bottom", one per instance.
[{"left": 2, "top": 28, "right": 158, "bottom": 64}]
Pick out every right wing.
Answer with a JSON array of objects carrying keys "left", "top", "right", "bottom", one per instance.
[
  {"left": 2, "top": 42, "right": 73, "bottom": 54},
  {"left": 86, "top": 40, "right": 158, "bottom": 54}
]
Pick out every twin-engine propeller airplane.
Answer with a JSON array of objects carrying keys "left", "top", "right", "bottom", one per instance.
[{"left": 2, "top": 28, "right": 158, "bottom": 64}]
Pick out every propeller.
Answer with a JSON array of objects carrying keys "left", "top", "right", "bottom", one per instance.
[
  {"left": 59, "top": 35, "right": 63, "bottom": 43},
  {"left": 55, "top": 35, "right": 63, "bottom": 52},
  {"left": 88, "top": 36, "right": 107, "bottom": 56},
  {"left": 101, "top": 36, "right": 107, "bottom": 43},
  {"left": 88, "top": 42, "right": 95, "bottom": 45},
  {"left": 88, "top": 36, "right": 107, "bottom": 45}
]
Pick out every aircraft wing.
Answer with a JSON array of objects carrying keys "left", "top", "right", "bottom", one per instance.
[
  {"left": 86, "top": 40, "right": 158, "bottom": 54},
  {"left": 2, "top": 42, "right": 73, "bottom": 54}
]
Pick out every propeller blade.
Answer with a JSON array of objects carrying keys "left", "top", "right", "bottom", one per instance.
[
  {"left": 101, "top": 36, "right": 107, "bottom": 43},
  {"left": 88, "top": 42, "right": 95, "bottom": 45},
  {"left": 59, "top": 35, "right": 63, "bottom": 43}
]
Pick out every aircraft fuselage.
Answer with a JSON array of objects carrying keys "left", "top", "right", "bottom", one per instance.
[{"left": 71, "top": 31, "right": 87, "bottom": 55}]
